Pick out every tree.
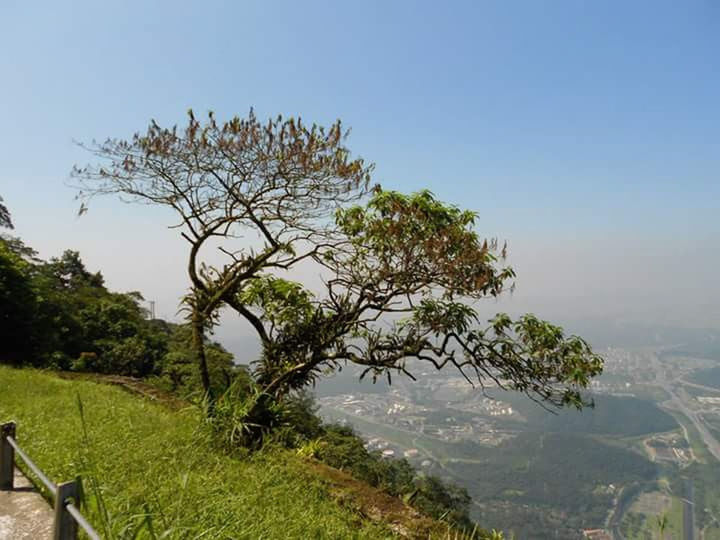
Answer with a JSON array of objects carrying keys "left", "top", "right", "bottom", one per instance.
[
  {"left": 157, "top": 324, "right": 238, "bottom": 397},
  {"left": 45, "top": 250, "right": 105, "bottom": 290},
  {"left": 74, "top": 110, "right": 603, "bottom": 442},
  {"left": 246, "top": 189, "right": 601, "bottom": 409},
  {"left": 72, "top": 290, "right": 168, "bottom": 376},
  {"left": 29, "top": 250, "right": 111, "bottom": 368},
  {"left": 0, "top": 239, "right": 36, "bottom": 363},
  {"left": 74, "top": 109, "right": 372, "bottom": 397},
  {"left": 0, "top": 237, "right": 175, "bottom": 374},
  {"left": 0, "top": 196, "right": 12, "bottom": 229},
  {"left": 655, "top": 513, "right": 668, "bottom": 539}
]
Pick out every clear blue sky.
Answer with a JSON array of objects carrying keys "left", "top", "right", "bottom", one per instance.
[{"left": 2, "top": 1, "right": 719, "bottom": 351}]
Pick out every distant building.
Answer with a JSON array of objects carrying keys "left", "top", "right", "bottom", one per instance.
[{"left": 403, "top": 449, "right": 419, "bottom": 458}]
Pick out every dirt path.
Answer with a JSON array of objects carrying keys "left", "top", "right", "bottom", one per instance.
[
  {"left": 55, "top": 371, "right": 189, "bottom": 409},
  {"left": 0, "top": 468, "right": 53, "bottom": 539}
]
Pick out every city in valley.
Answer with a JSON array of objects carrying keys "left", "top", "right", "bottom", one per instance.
[{"left": 317, "top": 339, "right": 720, "bottom": 540}]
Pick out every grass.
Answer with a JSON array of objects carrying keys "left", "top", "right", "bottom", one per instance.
[
  {"left": 0, "top": 366, "right": 399, "bottom": 539},
  {"left": 620, "top": 495, "right": 682, "bottom": 540},
  {"left": 664, "top": 495, "right": 684, "bottom": 539}
]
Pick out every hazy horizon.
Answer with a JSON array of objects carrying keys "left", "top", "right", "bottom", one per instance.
[{"left": 3, "top": 1, "right": 719, "bottom": 361}]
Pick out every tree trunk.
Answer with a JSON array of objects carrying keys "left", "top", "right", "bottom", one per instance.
[{"left": 191, "top": 314, "right": 212, "bottom": 399}]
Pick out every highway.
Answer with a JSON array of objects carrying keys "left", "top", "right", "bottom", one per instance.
[
  {"left": 646, "top": 353, "right": 720, "bottom": 540},
  {"left": 683, "top": 478, "right": 695, "bottom": 540},
  {"left": 650, "top": 354, "right": 720, "bottom": 462}
]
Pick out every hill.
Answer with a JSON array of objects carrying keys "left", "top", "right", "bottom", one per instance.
[
  {"left": 493, "top": 393, "right": 678, "bottom": 437},
  {"left": 0, "top": 366, "right": 472, "bottom": 539}
]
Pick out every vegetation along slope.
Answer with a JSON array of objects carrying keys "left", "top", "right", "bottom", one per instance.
[{"left": 0, "top": 366, "right": 489, "bottom": 539}]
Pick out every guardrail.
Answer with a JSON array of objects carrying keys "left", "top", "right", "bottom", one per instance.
[{"left": 1, "top": 421, "right": 101, "bottom": 540}]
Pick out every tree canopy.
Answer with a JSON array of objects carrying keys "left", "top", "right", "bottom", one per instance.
[
  {"left": 253, "top": 188, "right": 602, "bottom": 408},
  {"left": 74, "top": 110, "right": 603, "bottom": 441},
  {"left": 74, "top": 109, "right": 372, "bottom": 396}
]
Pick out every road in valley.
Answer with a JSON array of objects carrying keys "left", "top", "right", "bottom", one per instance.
[
  {"left": 680, "top": 379, "right": 720, "bottom": 395},
  {"left": 650, "top": 354, "right": 720, "bottom": 462},
  {"left": 683, "top": 478, "right": 695, "bottom": 540},
  {"left": 648, "top": 353, "right": 719, "bottom": 540}
]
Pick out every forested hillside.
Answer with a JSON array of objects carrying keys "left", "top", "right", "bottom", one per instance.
[
  {"left": 495, "top": 392, "right": 678, "bottom": 437},
  {"left": 0, "top": 236, "right": 235, "bottom": 395}
]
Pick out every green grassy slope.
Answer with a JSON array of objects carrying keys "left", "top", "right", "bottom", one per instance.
[{"left": 0, "top": 366, "right": 399, "bottom": 539}]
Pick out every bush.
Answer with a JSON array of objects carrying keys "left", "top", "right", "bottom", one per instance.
[{"left": 315, "top": 424, "right": 474, "bottom": 530}]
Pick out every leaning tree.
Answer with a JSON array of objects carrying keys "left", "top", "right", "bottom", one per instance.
[
  {"left": 74, "top": 110, "right": 372, "bottom": 396},
  {"left": 74, "top": 110, "right": 603, "bottom": 441}
]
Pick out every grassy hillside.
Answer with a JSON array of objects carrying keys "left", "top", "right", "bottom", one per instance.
[{"left": 0, "top": 366, "right": 455, "bottom": 539}]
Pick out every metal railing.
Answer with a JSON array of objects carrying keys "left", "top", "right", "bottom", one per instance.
[{"left": 1, "top": 421, "right": 101, "bottom": 540}]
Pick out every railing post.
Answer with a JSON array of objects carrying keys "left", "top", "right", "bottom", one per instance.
[
  {"left": 0, "top": 421, "right": 15, "bottom": 490},
  {"left": 54, "top": 479, "right": 79, "bottom": 540}
]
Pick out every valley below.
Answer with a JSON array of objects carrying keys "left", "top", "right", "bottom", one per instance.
[{"left": 315, "top": 326, "right": 720, "bottom": 540}]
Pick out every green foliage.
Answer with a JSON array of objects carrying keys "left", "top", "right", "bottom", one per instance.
[
  {"left": 0, "top": 239, "right": 36, "bottom": 363},
  {"left": 445, "top": 432, "right": 658, "bottom": 538},
  {"left": 238, "top": 187, "right": 603, "bottom": 425},
  {"left": 0, "top": 195, "right": 12, "bottom": 229},
  {"left": 314, "top": 423, "right": 475, "bottom": 530},
  {"left": 0, "top": 236, "right": 239, "bottom": 397},
  {"left": 335, "top": 188, "right": 509, "bottom": 298},
  {"left": 656, "top": 513, "right": 669, "bottom": 537},
  {"left": 502, "top": 393, "right": 679, "bottom": 436},
  {"left": 280, "top": 390, "right": 325, "bottom": 441},
  {"left": 239, "top": 275, "right": 315, "bottom": 329},
  {"left": 152, "top": 324, "right": 239, "bottom": 398},
  {"left": 1, "top": 239, "right": 162, "bottom": 373},
  {"left": 202, "top": 382, "right": 289, "bottom": 451}
]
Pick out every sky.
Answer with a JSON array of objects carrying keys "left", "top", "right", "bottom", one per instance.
[{"left": 1, "top": 1, "right": 719, "bottom": 359}]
